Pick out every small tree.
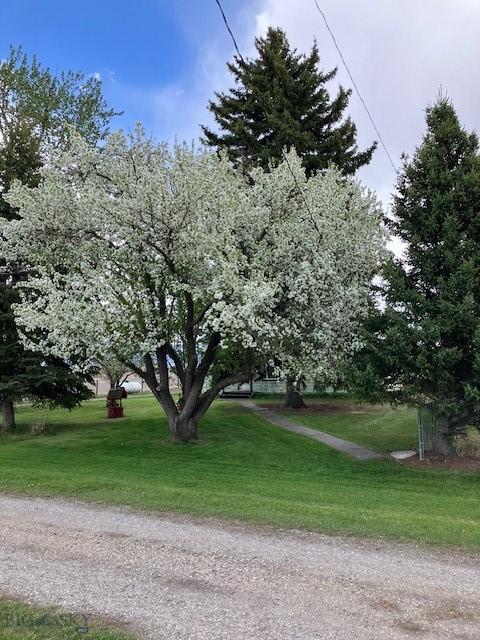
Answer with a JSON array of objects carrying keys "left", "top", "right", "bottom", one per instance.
[
  {"left": 203, "top": 27, "right": 376, "bottom": 177},
  {"left": 2, "top": 129, "right": 384, "bottom": 442},
  {"left": 353, "top": 98, "right": 480, "bottom": 455},
  {"left": 0, "top": 47, "right": 118, "bottom": 430},
  {"left": 100, "top": 356, "right": 132, "bottom": 389}
]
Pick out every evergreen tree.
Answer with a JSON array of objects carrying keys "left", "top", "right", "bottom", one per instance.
[
  {"left": 0, "top": 47, "right": 118, "bottom": 430},
  {"left": 202, "top": 27, "right": 376, "bottom": 176},
  {"left": 204, "top": 27, "right": 376, "bottom": 407},
  {"left": 354, "top": 98, "right": 480, "bottom": 454}
]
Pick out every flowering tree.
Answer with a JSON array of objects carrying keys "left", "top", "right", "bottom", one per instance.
[
  {"left": 1, "top": 128, "right": 384, "bottom": 442},
  {"left": 99, "top": 355, "right": 132, "bottom": 389}
]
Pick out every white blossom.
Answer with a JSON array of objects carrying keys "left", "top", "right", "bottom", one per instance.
[{"left": 0, "top": 126, "right": 385, "bottom": 439}]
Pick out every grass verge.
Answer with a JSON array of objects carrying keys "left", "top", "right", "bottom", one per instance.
[
  {"left": 0, "top": 395, "right": 479, "bottom": 549},
  {"left": 0, "top": 599, "right": 134, "bottom": 639},
  {"left": 264, "top": 396, "right": 418, "bottom": 453}
]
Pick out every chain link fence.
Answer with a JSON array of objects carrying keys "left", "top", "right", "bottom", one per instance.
[{"left": 417, "top": 405, "right": 440, "bottom": 460}]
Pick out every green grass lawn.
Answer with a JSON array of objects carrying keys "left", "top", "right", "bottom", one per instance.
[
  {"left": 264, "top": 396, "right": 418, "bottom": 453},
  {"left": 0, "top": 395, "right": 479, "bottom": 549},
  {"left": 0, "top": 599, "right": 134, "bottom": 639}
]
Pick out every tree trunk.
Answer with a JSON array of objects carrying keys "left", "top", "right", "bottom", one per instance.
[
  {"left": 285, "top": 378, "right": 306, "bottom": 409},
  {"left": 1, "top": 398, "right": 15, "bottom": 432},
  {"left": 170, "top": 415, "right": 199, "bottom": 443},
  {"left": 430, "top": 416, "right": 454, "bottom": 456}
]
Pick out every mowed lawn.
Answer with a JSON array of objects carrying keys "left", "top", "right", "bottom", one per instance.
[
  {"left": 1, "top": 395, "right": 479, "bottom": 549},
  {"left": 257, "top": 394, "right": 418, "bottom": 452},
  {"left": 0, "top": 599, "right": 134, "bottom": 640}
]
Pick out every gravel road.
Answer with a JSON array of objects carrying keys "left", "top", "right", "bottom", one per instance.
[{"left": 0, "top": 494, "right": 479, "bottom": 639}]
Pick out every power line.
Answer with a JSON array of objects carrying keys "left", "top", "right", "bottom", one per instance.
[
  {"left": 213, "top": 0, "right": 323, "bottom": 238},
  {"left": 312, "top": 0, "right": 398, "bottom": 174},
  {"left": 214, "top": 0, "right": 243, "bottom": 61}
]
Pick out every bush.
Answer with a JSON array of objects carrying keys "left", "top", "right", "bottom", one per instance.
[
  {"left": 29, "top": 420, "right": 54, "bottom": 436},
  {"left": 455, "top": 428, "right": 480, "bottom": 459}
]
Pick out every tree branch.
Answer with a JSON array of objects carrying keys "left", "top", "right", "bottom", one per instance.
[
  {"left": 143, "top": 353, "right": 158, "bottom": 390},
  {"left": 195, "top": 371, "right": 250, "bottom": 420},
  {"left": 196, "top": 332, "right": 221, "bottom": 376},
  {"left": 123, "top": 359, "right": 146, "bottom": 380},
  {"left": 165, "top": 343, "right": 185, "bottom": 388},
  {"left": 193, "top": 301, "right": 214, "bottom": 326},
  {"left": 183, "top": 292, "right": 197, "bottom": 397},
  {"left": 154, "top": 346, "right": 178, "bottom": 420}
]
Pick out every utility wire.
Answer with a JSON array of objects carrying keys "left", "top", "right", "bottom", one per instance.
[
  {"left": 213, "top": 0, "right": 322, "bottom": 237},
  {"left": 214, "top": 0, "right": 243, "bottom": 60},
  {"left": 312, "top": 0, "right": 398, "bottom": 174}
]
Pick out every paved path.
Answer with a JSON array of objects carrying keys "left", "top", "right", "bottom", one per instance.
[
  {"left": 238, "top": 399, "right": 383, "bottom": 460},
  {"left": 1, "top": 494, "right": 479, "bottom": 639}
]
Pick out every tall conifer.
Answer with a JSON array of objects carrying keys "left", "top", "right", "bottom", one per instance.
[{"left": 203, "top": 27, "right": 376, "bottom": 176}]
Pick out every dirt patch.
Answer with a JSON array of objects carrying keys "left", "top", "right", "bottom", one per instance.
[
  {"left": 373, "top": 598, "right": 402, "bottom": 614},
  {"left": 395, "top": 618, "right": 426, "bottom": 634},
  {"left": 258, "top": 403, "right": 366, "bottom": 415},
  {"left": 162, "top": 576, "right": 231, "bottom": 595},
  {"left": 400, "top": 454, "right": 480, "bottom": 472}
]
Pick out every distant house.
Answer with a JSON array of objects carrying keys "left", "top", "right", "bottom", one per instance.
[{"left": 221, "top": 377, "right": 316, "bottom": 397}]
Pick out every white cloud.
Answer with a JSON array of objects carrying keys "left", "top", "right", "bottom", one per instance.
[
  {"left": 255, "top": 11, "right": 270, "bottom": 38},
  {"left": 252, "top": 0, "right": 480, "bottom": 202},
  {"left": 247, "top": 0, "right": 480, "bottom": 255}
]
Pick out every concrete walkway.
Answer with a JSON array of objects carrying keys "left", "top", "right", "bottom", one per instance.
[{"left": 238, "top": 399, "right": 383, "bottom": 460}]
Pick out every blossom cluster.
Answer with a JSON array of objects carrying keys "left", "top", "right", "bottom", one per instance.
[{"left": 1, "top": 125, "right": 385, "bottom": 382}]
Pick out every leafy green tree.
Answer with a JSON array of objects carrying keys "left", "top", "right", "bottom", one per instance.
[
  {"left": 202, "top": 26, "right": 376, "bottom": 176},
  {"left": 353, "top": 98, "right": 480, "bottom": 454},
  {"left": 0, "top": 47, "right": 118, "bottom": 430}
]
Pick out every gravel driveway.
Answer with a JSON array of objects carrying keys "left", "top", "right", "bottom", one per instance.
[{"left": 0, "top": 494, "right": 478, "bottom": 639}]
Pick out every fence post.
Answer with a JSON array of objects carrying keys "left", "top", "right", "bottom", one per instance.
[{"left": 417, "top": 407, "right": 425, "bottom": 461}]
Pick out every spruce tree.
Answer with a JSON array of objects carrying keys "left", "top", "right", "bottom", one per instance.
[
  {"left": 0, "top": 48, "right": 117, "bottom": 430},
  {"left": 202, "top": 27, "right": 376, "bottom": 176},
  {"left": 354, "top": 98, "right": 480, "bottom": 454},
  {"left": 204, "top": 27, "right": 376, "bottom": 407}
]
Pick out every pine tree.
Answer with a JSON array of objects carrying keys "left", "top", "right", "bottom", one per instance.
[
  {"left": 0, "top": 48, "right": 118, "bottom": 430},
  {"left": 202, "top": 27, "right": 376, "bottom": 176},
  {"left": 203, "top": 27, "right": 376, "bottom": 407},
  {"left": 354, "top": 98, "right": 480, "bottom": 454}
]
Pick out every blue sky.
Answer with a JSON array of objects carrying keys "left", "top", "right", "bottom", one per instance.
[
  {"left": 0, "top": 0, "right": 259, "bottom": 141},
  {"left": 1, "top": 0, "right": 479, "bottom": 212}
]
